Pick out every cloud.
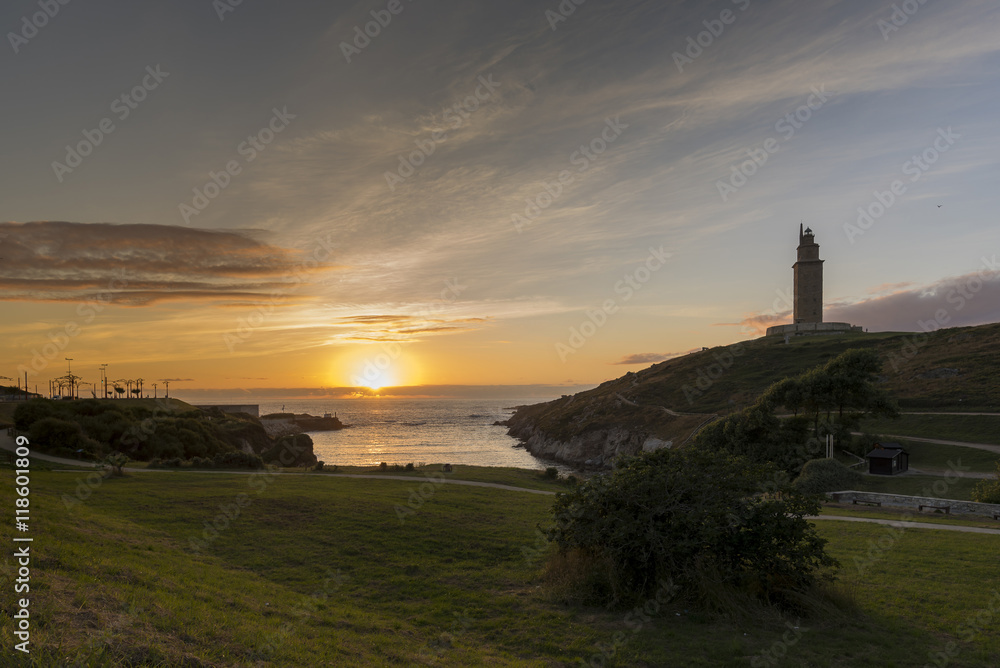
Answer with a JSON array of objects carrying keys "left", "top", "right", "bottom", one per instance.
[
  {"left": 730, "top": 263, "right": 1000, "bottom": 335},
  {"left": 612, "top": 351, "right": 692, "bottom": 365},
  {"left": 826, "top": 266, "right": 1000, "bottom": 331},
  {"left": 0, "top": 221, "right": 339, "bottom": 305}
]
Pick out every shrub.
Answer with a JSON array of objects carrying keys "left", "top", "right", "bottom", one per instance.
[
  {"left": 14, "top": 400, "right": 58, "bottom": 432},
  {"left": 212, "top": 451, "right": 264, "bottom": 469},
  {"left": 263, "top": 433, "right": 317, "bottom": 467},
  {"left": 162, "top": 457, "right": 183, "bottom": 468},
  {"left": 103, "top": 451, "right": 129, "bottom": 476},
  {"left": 315, "top": 461, "right": 325, "bottom": 471},
  {"left": 543, "top": 467, "right": 559, "bottom": 480},
  {"left": 379, "top": 462, "right": 388, "bottom": 470},
  {"left": 405, "top": 462, "right": 415, "bottom": 471},
  {"left": 28, "top": 417, "right": 84, "bottom": 453},
  {"left": 793, "top": 458, "right": 863, "bottom": 495},
  {"left": 546, "top": 447, "right": 837, "bottom": 610},
  {"left": 972, "top": 463, "right": 1000, "bottom": 504}
]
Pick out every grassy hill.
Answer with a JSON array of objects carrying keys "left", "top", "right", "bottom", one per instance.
[
  {"left": 2, "top": 467, "right": 999, "bottom": 666},
  {"left": 507, "top": 322, "right": 1000, "bottom": 466}
]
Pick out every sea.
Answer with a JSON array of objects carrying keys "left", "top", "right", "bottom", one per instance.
[{"left": 177, "top": 396, "right": 571, "bottom": 471}]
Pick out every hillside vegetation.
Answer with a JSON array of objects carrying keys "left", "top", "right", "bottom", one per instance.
[
  {"left": 507, "top": 322, "right": 1000, "bottom": 467},
  {"left": 7, "top": 397, "right": 317, "bottom": 468}
]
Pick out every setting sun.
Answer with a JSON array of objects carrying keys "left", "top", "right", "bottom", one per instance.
[{"left": 337, "top": 345, "right": 422, "bottom": 390}]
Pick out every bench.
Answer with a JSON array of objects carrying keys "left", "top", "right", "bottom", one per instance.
[
  {"left": 852, "top": 499, "right": 881, "bottom": 507},
  {"left": 918, "top": 504, "right": 950, "bottom": 514}
]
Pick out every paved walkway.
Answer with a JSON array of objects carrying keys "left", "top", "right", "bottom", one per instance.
[
  {"left": 0, "top": 432, "right": 100, "bottom": 467},
  {"left": 810, "top": 515, "right": 1000, "bottom": 535}
]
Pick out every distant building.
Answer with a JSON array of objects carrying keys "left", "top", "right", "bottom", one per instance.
[
  {"left": 866, "top": 442, "right": 909, "bottom": 475},
  {"left": 766, "top": 225, "right": 863, "bottom": 337}
]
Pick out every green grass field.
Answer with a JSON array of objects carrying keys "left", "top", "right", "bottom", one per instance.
[
  {"left": 862, "top": 414, "right": 1000, "bottom": 447},
  {"left": 852, "top": 472, "right": 983, "bottom": 500},
  {"left": 890, "top": 439, "right": 1000, "bottom": 474},
  {"left": 1, "top": 467, "right": 998, "bottom": 667}
]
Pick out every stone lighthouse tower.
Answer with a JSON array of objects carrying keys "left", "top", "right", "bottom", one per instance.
[
  {"left": 793, "top": 223, "right": 823, "bottom": 324},
  {"left": 766, "top": 225, "right": 861, "bottom": 337}
]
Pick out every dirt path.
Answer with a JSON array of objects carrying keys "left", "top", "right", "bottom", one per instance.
[
  {"left": 907, "top": 467, "right": 994, "bottom": 479},
  {"left": 0, "top": 432, "right": 100, "bottom": 467},
  {"left": 810, "top": 515, "right": 1000, "bottom": 535},
  {"left": 900, "top": 412, "right": 1000, "bottom": 416}
]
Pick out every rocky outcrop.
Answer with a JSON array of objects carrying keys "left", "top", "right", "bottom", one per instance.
[{"left": 506, "top": 416, "right": 650, "bottom": 469}]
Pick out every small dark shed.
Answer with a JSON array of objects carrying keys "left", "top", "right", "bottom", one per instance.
[{"left": 866, "top": 442, "right": 909, "bottom": 475}]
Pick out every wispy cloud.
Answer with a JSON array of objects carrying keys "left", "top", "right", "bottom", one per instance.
[{"left": 0, "top": 221, "right": 339, "bottom": 305}]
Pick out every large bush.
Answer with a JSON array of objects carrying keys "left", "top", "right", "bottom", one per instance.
[
  {"left": 793, "top": 458, "right": 863, "bottom": 495},
  {"left": 972, "top": 463, "right": 1000, "bottom": 504},
  {"left": 14, "top": 400, "right": 56, "bottom": 431},
  {"left": 262, "top": 433, "right": 317, "bottom": 467},
  {"left": 28, "top": 417, "right": 85, "bottom": 454},
  {"left": 546, "top": 447, "right": 837, "bottom": 609}
]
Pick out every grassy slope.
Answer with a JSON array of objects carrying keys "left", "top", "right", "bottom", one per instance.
[
  {"left": 511, "top": 322, "right": 1000, "bottom": 447},
  {"left": 862, "top": 414, "right": 1000, "bottom": 446},
  {"left": 2, "top": 470, "right": 998, "bottom": 667},
  {"left": 886, "top": 438, "right": 1000, "bottom": 474}
]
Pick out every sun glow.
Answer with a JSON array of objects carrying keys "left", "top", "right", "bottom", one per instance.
[{"left": 339, "top": 346, "right": 421, "bottom": 390}]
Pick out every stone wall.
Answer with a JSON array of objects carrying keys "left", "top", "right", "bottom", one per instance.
[
  {"left": 827, "top": 490, "right": 1000, "bottom": 517},
  {"left": 765, "top": 322, "right": 863, "bottom": 336}
]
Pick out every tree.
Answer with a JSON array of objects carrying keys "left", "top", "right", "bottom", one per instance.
[
  {"left": 103, "top": 451, "right": 129, "bottom": 476},
  {"left": 545, "top": 447, "right": 837, "bottom": 609},
  {"left": 698, "top": 348, "right": 899, "bottom": 470}
]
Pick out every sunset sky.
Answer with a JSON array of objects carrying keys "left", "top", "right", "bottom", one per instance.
[{"left": 2, "top": 0, "right": 999, "bottom": 396}]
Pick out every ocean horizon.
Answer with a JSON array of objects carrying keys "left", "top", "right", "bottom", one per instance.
[{"left": 172, "top": 394, "right": 572, "bottom": 471}]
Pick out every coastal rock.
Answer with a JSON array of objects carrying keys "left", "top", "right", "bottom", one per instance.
[
  {"left": 642, "top": 436, "right": 672, "bottom": 452},
  {"left": 506, "top": 416, "right": 647, "bottom": 470}
]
